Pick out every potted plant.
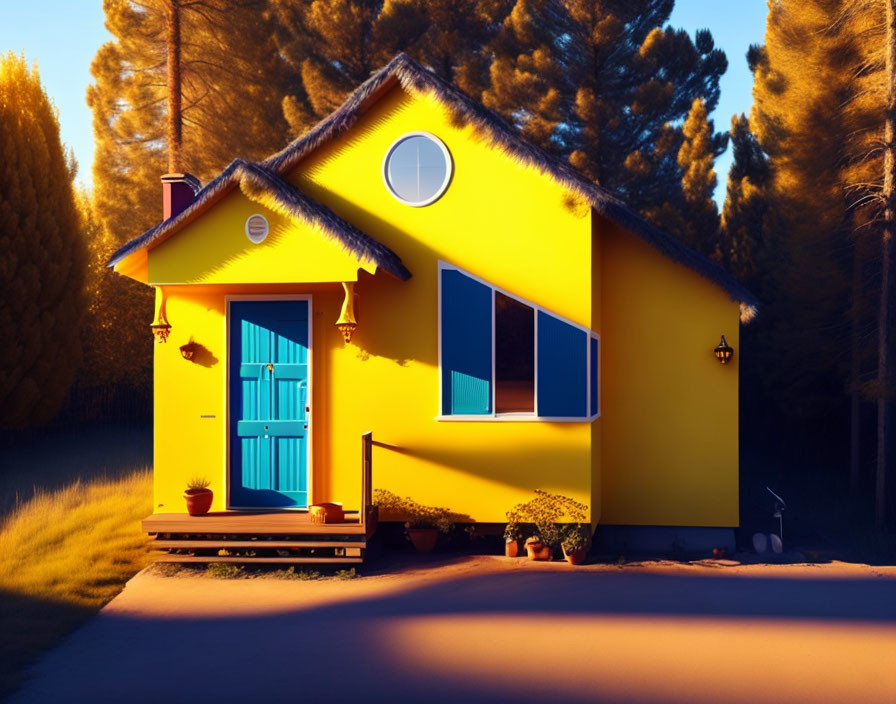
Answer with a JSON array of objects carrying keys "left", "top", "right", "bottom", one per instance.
[
  {"left": 561, "top": 524, "right": 591, "bottom": 565},
  {"left": 506, "top": 490, "right": 590, "bottom": 560},
  {"left": 503, "top": 511, "right": 523, "bottom": 557},
  {"left": 373, "top": 489, "right": 455, "bottom": 553},
  {"left": 525, "top": 535, "right": 552, "bottom": 561},
  {"left": 184, "top": 476, "right": 213, "bottom": 516}
]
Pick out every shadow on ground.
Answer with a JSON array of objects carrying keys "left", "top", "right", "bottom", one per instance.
[{"left": 10, "top": 559, "right": 896, "bottom": 704}]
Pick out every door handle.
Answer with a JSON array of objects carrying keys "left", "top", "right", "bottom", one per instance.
[{"left": 266, "top": 363, "right": 274, "bottom": 374}]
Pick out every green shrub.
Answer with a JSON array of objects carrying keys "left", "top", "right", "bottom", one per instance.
[{"left": 206, "top": 563, "right": 243, "bottom": 579}]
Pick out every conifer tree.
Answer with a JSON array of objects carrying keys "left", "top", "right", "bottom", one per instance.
[
  {"left": 88, "top": 0, "right": 291, "bottom": 394},
  {"left": 747, "top": 2, "right": 855, "bottom": 425},
  {"left": 482, "top": 1, "right": 727, "bottom": 219},
  {"left": 679, "top": 98, "right": 722, "bottom": 250},
  {"left": 720, "top": 114, "right": 769, "bottom": 284},
  {"left": 269, "top": 0, "right": 508, "bottom": 136},
  {"left": 0, "top": 53, "right": 86, "bottom": 426},
  {"left": 89, "top": 0, "right": 290, "bottom": 245},
  {"left": 74, "top": 191, "right": 150, "bottom": 408},
  {"left": 838, "top": 0, "right": 896, "bottom": 525},
  {"left": 648, "top": 97, "right": 724, "bottom": 256},
  {"left": 481, "top": 0, "right": 572, "bottom": 147}
]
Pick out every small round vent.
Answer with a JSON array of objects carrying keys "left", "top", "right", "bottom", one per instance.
[{"left": 245, "top": 214, "right": 269, "bottom": 243}]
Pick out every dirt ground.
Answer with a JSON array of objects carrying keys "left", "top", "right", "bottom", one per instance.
[{"left": 10, "top": 555, "right": 896, "bottom": 704}]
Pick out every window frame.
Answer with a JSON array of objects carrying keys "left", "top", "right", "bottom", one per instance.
[
  {"left": 382, "top": 131, "right": 454, "bottom": 207},
  {"left": 437, "top": 261, "right": 600, "bottom": 423}
]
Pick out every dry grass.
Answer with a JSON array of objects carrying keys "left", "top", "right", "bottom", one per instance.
[{"left": 0, "top": 468, "right": 153, "bottom": 698}]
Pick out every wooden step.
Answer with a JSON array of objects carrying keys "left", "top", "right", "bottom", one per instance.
[
  {"left": 152, "top": 539, "right": 365, "bottom": 549},
  {"left": 154, "top": 555, "right": 363, "bottom": 564}
]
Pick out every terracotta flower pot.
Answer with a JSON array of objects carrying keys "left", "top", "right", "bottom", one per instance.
[
  {"left": 309, "top": 502, "right": 345, "bottom": 524},
  {"left": 563, "top": 545, "right": 588, "bottom": 565},
  {"left": 525, "top": 538, "right": 552, "bottom": 561},
  {"left": 505, "top": 539, "right": 520, "bottom": 558},
  {"left": 184, "top": 488, "right": 213, "bottom": 516},
  {"left": 408, "top": 527, "right": 438, "bottom": 553}
]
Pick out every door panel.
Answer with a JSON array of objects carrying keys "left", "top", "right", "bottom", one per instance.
[{"left": 229, "top": 300, "right": 310, "bottom": 508}]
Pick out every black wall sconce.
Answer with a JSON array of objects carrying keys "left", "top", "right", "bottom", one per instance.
[{"left": 714, "top": 335, "right": 734, "bottom": 364}]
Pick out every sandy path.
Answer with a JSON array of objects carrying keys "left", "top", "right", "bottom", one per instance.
[{"left": 11, "top": 556, "right": 896, "bottom": 703}]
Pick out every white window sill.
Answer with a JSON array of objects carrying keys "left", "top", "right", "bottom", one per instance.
[{"left": 435, "top": 413, "right": 600, "bottom": 423}]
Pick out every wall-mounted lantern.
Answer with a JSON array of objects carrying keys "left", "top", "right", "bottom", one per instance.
[
  {"left": 150, "top": 287, "right": 171, "bottom": 343},
  {"left": 714, "top": 334, "right": 734, "bottom": 364},
  {"left": 335, "top": 281, "right": 358, "bottom": 343}
]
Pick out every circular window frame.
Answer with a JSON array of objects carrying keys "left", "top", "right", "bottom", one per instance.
[
  {"left": 245, "top": 214, "right": 269, "bottom": 244},
  {"left": 382, "top": 131, "right": 453, "bottom": 207}
]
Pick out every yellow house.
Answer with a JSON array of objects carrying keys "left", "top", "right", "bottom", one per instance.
[{"left": 110, "top": 54, "right": 757, "bottom": 562}]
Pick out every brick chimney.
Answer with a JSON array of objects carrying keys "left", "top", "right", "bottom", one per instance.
[{"left": 161, "top": 173, "right": 198, "bottom": 220}]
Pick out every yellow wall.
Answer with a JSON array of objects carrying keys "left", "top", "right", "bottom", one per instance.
[
  {"left": 144, "top": 83, "right": 740, "bottom": 528},
  {"left": 146, "top": 190, "right": 378, "bottom": 285},
  {"left": 599, "top": 218, "right": 740, "bottom": 527},
  {"left": 149, "top": 85, "right": 596, "bottom": 523}
]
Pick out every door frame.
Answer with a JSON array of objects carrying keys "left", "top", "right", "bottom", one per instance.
[{"left": 225, "top": 294, "right": 313, "bottom": 510}]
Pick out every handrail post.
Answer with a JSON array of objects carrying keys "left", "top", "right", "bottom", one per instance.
[{"left": 361, "top": 432, "right": 372, "bottom": 529}]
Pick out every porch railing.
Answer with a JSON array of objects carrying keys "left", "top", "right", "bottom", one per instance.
[{"left": 360, "top": 431, "right": 373, "bottom": 532}]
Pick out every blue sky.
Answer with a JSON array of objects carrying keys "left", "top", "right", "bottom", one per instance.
[{"left": 0, "top": 1, "right": 767, "bottom": 203}]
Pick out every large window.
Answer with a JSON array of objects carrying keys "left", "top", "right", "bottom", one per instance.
[{"left": 439, "top": 264, "right": 599, "bottom": 421}]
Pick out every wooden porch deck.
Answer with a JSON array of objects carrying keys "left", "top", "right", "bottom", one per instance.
[
  {"left": 145, "top": 433, "right": 375, "bottom": 565},
  {"left": 143, "top": 511, "right": 366, "bottom": 535}
]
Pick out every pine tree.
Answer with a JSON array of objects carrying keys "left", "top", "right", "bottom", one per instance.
[
  {"left": 481, "top": 1, "right": 727, "bottom": 220},
  {"left": 74, "top": 191, "right": 150, "bottom": 407},
  {"left": 648, "top": 97, "right": 724, "bottom": 256},
  {"left": 720, "top": 114, "right": 770, "bottom": 284},
  {"left": 839, "top": 0, "right": 896, "bottom": 525},
  {"left": 747, "top": 1, "right": 856, "bottom": 425},
  {"left": 89, "top": 0, "right": 290, "bottom": 244},
  {"left": 0, "top": 53, "right": 86, "bottom": 426},
  {"left": 87, "top": 0, "right": 291, "bottom": 395},
  {"left": 269, "top": 0, "right": 507, "bottom": 136},
  {"left": 481, "top": 0, "right": 572, "bottom": 147}
]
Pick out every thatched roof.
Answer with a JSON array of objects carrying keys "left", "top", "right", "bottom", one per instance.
[
  {"left": 112, "top": 52, "right": 756, "bottom": 318},
  {"left": 263, "top": 53, "right": 758, "bottom": 320},
  {"left": 107, "top": 159, "right": 412, "bottom": 281}
]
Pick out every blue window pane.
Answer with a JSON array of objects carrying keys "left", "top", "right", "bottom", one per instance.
[
  {"left": 386, "top": 134, "right": 450, "bottom": 204},
  {"left": 590, "top": 336, "right": 598, "bottom": 416},
  {"left": 441, "top": 269, "right": 492, "bottom": 415},
  {"left": 537, "top": 311, "right": 587, "bottom": 418}
]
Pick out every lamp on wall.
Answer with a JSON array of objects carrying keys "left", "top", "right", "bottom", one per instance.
[
  {"left": 335, "top": 281, "right": 358, "bottom": 343},
  {"left": 150, "top": 287, "right": 171, "bottom": 343},
  {"left": 714, "top": 334, "right": 734, "bottom": 364}
]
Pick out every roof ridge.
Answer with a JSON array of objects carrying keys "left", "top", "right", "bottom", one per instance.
[{"left": 259, "top": 52, "right": 757, "bottom": 319}]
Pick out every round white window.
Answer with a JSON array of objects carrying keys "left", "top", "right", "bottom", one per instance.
[
  {"left": 245, "top": 214, "right": 269, "bottom": 244},
  {"left": 382, "top": 132, "right": 453, "bottom": 206}
]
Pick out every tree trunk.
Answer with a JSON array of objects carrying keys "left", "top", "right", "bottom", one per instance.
[
  {"left": 877, "top": 0, "right": 896, "bottom": 528},
  {"left": 166, "top": 0, "right": 182, "bottom": 174},
  {"left": 850, "top": 232, "right": 862, "bottom": 498}
]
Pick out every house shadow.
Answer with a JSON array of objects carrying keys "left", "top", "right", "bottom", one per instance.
[
  {"left": 12, "top": 567, "right": 896, "bottom": 703},
  {"left": 0, "top": 589, "right": 95, "bottom": 700}
]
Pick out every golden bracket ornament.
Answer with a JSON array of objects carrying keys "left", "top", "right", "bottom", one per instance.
[{"left": 335, "top": 281, "right": 358, "bottom": 343}]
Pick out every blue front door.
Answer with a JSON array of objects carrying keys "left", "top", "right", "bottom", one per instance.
[{"left": 229, "top": 300, "right": 309, "bottom": 508}]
